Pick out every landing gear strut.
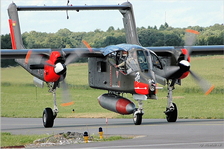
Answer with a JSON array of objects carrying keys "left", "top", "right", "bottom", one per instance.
[
  {"left": 42, "top": 82, "right": 59, "bottom": 128},
  {"left": 164, "top": 80, "right": 178, "bottom": 122}
]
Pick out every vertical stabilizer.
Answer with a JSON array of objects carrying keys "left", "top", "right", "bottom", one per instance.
[
  {"left": 120, "top": 2, "right": 140, "bottom": 45},
  {"left": 8, "top": 3, "right": 25, "bottom": 49}
]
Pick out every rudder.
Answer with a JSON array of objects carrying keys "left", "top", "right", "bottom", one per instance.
[{"left": 8, "top": 3, "right": 25, "bottom": 50}]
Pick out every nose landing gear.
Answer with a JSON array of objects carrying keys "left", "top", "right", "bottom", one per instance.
[
  {"left": 164, "top": 80, "right": 178, "bottom": 122},
  {"left": 164, "top": 103, "right": 177, "bottom": 122}
]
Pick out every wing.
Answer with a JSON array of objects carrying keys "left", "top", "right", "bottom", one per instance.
[
  {"left": 2, "top": 45, "right": 223, "bottom": 60},
  {"left": 0, "top": 48, "right": 104, "bottom": 82},
  {"left": 146, "top": 45, "right": 224, "bottom": 67},
  {"left": 0, "top": 48, "right": 104, "bottom": 59},
  {"left": 187, "top": 45, "right": 224, "bottom": 55},
  {"left": 147, "top": 45, "right": 224, "bottom": 56},
  {"left": 1, "top": 44, "right": 145, "bottom": 59}
]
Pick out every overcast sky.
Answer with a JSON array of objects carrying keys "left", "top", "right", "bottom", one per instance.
[{"left": 1, "top": 0, "right": 223, "bottom": 35}]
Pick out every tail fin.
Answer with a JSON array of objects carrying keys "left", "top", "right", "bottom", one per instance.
[
  {"left": 119, "top": 2, "right": 140, "bottom": 45},
  {"left": 8, "top": 3, "right": 25, "bottom": 49}
]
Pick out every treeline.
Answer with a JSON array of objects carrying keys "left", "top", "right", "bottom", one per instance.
[{"left": 1, "top": 23, "right": 224, "bottom": 67}]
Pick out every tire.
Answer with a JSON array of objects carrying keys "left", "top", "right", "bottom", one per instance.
[
  {"left": 43, "top": 108, "right": 54, "bottom": 128},
  {"left": 166, "top": 103, "right": 178, "bottom": 122},
  {"left": 133, "top": 113, "right": 142, "bottom": 125}
]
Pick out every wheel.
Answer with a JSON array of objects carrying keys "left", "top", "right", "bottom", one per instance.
[
  {"left": 43, "top": 108, "right": 54, "bottom": 128},
  {"left": 133, "top": 112, "right": 143, "bottom": 125},
  {"left": 166, "top": 103, "right": 178, "bottom": 122}
]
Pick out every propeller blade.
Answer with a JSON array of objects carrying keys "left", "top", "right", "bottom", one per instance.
[
  {"left": 25, "top": 50, "right": 32, "bottom": 64},
  {"left": 82, "top": 40, "right": 93, "bottom": 52},
  {"left": 185, "top": 29, "right": 199, "bottom": 46},
  {"left": 25, "top": 50, "right": 45, "bottom": 65},
  {"left": 59, "top": 76, "right": 74, "bottom": 107},
  {"left": 44, "top": 62, "right": 56, "bottom": 68},
  {"left": 29, "top": 61, "right": 56, "bottom": 69},
  {"left": 190, "top": 70, "right": 215, "bottom": 95},
  {"left": 64, "top": 50, "right": 83, "bottom": 66},
  {"left": 61, "top": 42, "right": 91, "bottom": 105},
  {"left": 163, "top": 66, "right": 180, "bottom": 79},
  {"left": 184, "top": 29, "right": 199, "bottom": 60},
  {"left": 30, "top": 64, "right": 44, "bottom": 69},
  {"left": 61, "top": 101, "right": 74, "bottom": 107},
  {"left": 65, "top": 40, "right": 93, "bottom": 66},
  {"left": 25, "top": 50, "right": 57, "bottom": 69}
]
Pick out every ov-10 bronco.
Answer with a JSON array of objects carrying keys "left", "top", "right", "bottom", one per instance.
[{"left": 1, "top": 2, "right": 223, "bottom": 127}]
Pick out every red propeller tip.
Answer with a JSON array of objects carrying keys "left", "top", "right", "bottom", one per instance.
[
  {"left": 82, "top": 40, "right": 93, "bottom": 52},
  {"left": 205, "top": 85, "right": 215, "bottom": 95},
  {"left": 186, "top": 29, "right": 200, "bottom": 35},
  {"left": 25, "top": 50, "right": 32, "bottom": 64},
  {"left": 60, "top": 101, "right": 74, "bottom": 107}
]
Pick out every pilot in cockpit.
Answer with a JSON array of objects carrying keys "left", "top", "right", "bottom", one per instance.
[
  {"left": 117, "top": 50, "right": 139, "bottom": 74},
  {"left": 117, "top": 51, "right": 128, "bottom": 68}
]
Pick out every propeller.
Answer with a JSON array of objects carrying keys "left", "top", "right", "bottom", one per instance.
[
  {"left": 57, "top": 50, "right": 84, "bottom": 106},
  {"left": 184, "top": 29, "right": 199, "bottom": 60},
  {"left": 59, "top": 75, "right": 74, "bottom": 106},
  {"left": 190, "top": 70, "right": 215, "bottom": 95},
  {"left": 26, "top": 49, "right": 85, "bottom": 106},
  {"left": 185, "top": 29, "right": 215, "bottom": 95},
  {"left": 26, "top": 50, "right": 57, "bottom": 69},
  {"left": 165, "top": 29, "right": 215, "bottom": 95}
]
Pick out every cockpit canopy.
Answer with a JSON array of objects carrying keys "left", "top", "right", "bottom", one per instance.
[{"left": 105, "top": 44, "right": 163, "bottom": 75}]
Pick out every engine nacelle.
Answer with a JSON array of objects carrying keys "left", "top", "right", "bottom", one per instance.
[{"left": 98, "top": 93, "right": 135, "bottom": 115}]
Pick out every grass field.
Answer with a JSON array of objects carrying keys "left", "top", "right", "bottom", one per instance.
[
  {"left": 1, "top": 132, "right": 49, "bottom": 147},
  {"left": 1, "top": 55, "right": 224, "bottom": 119}
]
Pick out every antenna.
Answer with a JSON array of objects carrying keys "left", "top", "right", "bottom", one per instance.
[
  {"left": 66, "top": 0, "right": 69, "bottom": 19},
  {"left": 164, "top": 11, "right": 166, "bottom": 46},
  {"left": 165, "top": 11, "right": 166, "bottom": 23}
]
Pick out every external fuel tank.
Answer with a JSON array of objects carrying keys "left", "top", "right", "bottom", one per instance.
[{"left": 98, "top": 93, "right": 135, "bottom": 115}]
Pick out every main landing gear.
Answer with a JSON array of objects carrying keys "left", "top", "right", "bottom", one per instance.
[
  {"left": 132, "top": 94, "right": 147, "bottom": 125},
  {"left": 133, "top": 108, "right": 143, "bottom": 125},
  {"left": 42, "top": 83, "right": 59, "bottom": 128},
  {"left": 164, "top": 80, "right": 178, "bottom": 122}
]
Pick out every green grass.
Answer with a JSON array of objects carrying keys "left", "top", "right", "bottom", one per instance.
[
  {"left": 1, "top": 132, "right": 130, "bottom": 147},
  {"left": 1, "top": 132, "right": 49, "bottom": 147},
  {"left": 1, "top": 56, "right": 224, "bottom": 119},
  {"left": 93, "top": 135, "right": 131, "bottom": 142}
]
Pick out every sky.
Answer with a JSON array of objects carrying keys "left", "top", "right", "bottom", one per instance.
[{"left": 1, "top": 0, "right": 223, "bottom": 35}]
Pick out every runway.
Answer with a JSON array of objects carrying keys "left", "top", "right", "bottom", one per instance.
[{"left": 1, "top": 117, "right": 224, "bottom": 148}]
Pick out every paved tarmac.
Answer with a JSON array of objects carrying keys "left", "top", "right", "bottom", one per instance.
[{"left": 1, "top": 117, "right": 224, "bottom": 148}]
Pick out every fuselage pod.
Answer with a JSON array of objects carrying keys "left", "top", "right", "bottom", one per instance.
[{"left": 98, "top": 93, "right": 135, "bottom": 115}]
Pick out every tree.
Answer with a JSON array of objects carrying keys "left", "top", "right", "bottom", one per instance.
[
  {"left": 56, "top": 28, "right": 72, "bottom": 37},
  {"left": 2, "top": 23, "right": 223, "bottom": 67},
  {"left": 1, "top": 34, "right": 18, "bottom": 67},
  {"left": 1, "top": 34, "right": 12, "bottom": 49},
  {"left": 153, "top": 26, "right": 157, "bottom": 30},
  {"left": 164, "top": 32, "right": 182, "bottom": 46},
  {"left": 107, "top": 26, "right": 115, "bottom": 32},
  {"left": 159, "top": 22, "right": 169, "bottom": 31},
  {"left": 138, "top": 29, "right": 158, "bottom": 46},
  {"left": 164, "top": 22, "right": 169, "bottom": 28}
]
